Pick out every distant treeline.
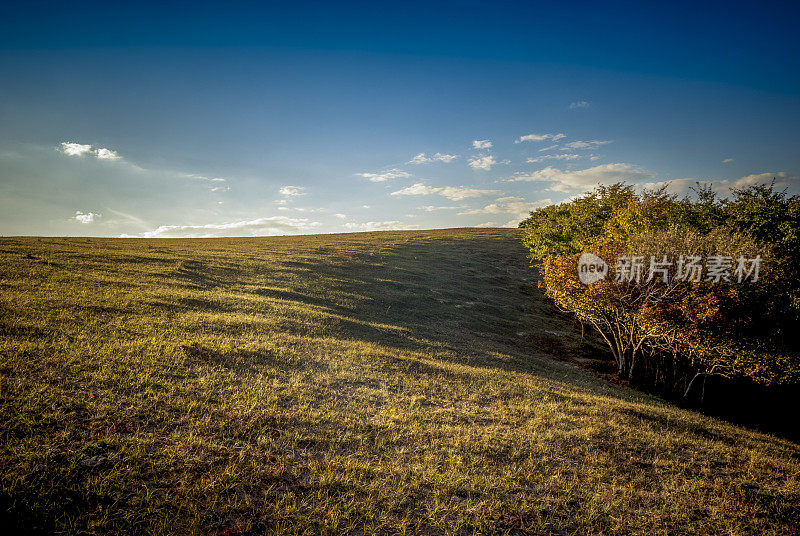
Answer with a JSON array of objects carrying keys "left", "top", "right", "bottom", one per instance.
[{"left": 519, "top": 182, "right": 800, "bottom": 410}]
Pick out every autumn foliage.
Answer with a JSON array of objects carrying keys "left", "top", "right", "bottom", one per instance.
[{"left": 520, "top": 182, "right": 800, "bottom": 398}]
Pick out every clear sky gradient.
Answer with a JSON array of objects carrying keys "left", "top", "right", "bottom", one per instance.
[{"left": 1, "top": 1, "right": 798, "bottom": 236}]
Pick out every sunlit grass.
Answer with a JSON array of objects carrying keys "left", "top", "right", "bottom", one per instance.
[{"left": 0, "top": 229, "right": 797, "bottom": 534}]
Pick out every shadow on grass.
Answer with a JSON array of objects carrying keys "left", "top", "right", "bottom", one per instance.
[
  {"left": 245, "top": 231, "right": 799, "bottom": 442},
  {"left": 248, "top": 233, "right": 592, "bottom": 375}
]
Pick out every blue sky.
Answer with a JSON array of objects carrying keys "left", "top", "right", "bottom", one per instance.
[{"left": 1, "top": 1, "right": 798, "bottom": 236}]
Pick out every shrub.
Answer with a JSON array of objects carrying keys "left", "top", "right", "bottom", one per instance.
[{"left": 522, "top": 182, "right": 800, "bottom": 397}]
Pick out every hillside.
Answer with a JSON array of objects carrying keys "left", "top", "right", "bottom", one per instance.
[{"left": 0, "top": 228, "right": 798, "bottom": 535}]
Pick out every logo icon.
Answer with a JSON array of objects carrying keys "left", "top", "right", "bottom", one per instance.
[{"left": 578, "top": 253, "right": 608, "bottom": 284}]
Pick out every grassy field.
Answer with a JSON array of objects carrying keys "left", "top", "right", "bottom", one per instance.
[{"left": 0, "top": 228, "right": 798, "bottom": 535}]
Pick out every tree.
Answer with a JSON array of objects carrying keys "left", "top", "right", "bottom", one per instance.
[{"left": 522, "top": 183, "right": 800, "bottom": 397}]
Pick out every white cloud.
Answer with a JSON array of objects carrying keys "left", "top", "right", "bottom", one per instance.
[
  {"left": 418, "top": 205, "right": 463, "bottom": 211},
  {"left": 130, "top": 217, "right": 320, "bottom": 238},
  {"left": 472, "top": 139, "right": 493, "bottom": 149},
  {"left": 334, "top": 213, "right": 347, "bottom": 219},
  {"left": 344, "top": 221, "right": 419, "bottom": 231},
  {"left": 183, "top": 173, "right": 230, "bottom": 192},
  {"left": 102, "top": 208, "right": 149, "bottom": 230},
  {"left": 538, "top": 144, "right": 560, "bottom": 152},
  {"left": 59, "top": 142, "right": 93, "bottom": 156},
  {"left": 277, "top": 206, "right": 323, "bottom": 213},
  {"left": 182, "top": 173, "right": 227, "bottom": 183},
  {"left": 408, "top": 152, "right": 459, "bottom": 164},
  {"left": 391, "top": 182, "right": 498, "bottom": 200},
  {"left": 391, "top": 183, "right": 443, "bottom": 196},
  {"left": 640, "top": 179, "right": 704, "bottom": 196},
  {"left": 562, "top": 140, "right": 613, "bottom": 150},
  {"left": 356, "top": 168, "right": 412, "bottom": 182},
  {"left": 527, "top": 154, "right": 581, "bottom": 163},
  {"left": 457, "top": 196, "right": 551, "bottom": 215},
  {"left": 458, "top": 196, "right": 552, "bottom": 226},
  {"left": 475, "top": 221, "right": 497, "bottom": 228},
  {"left": 515, "top": 133, "right": 566, "bottom": 144},
  {"left": 733, "top": 172, "right": 791, "bottom": 188},
  {"left": 279, "top": 186, "right": 306, "bottom": 196},
  {"left": 74, "top": 211, "right": 100, "bottom": 224},
  {"left": 510, "top": 163, "right": 656, "bottom": 193},
  {"left": 643, "top": 172, "right": 795, "bottom": 197},
  {"left": 94, "top": 148, "right": 121, "bottom": 160},
  {"left": 440, "top": 186, "right": 499, "bottom": 200},
  {"left": 468, "top": 154, "right": 497, "bottom": 170},
  {"left": 433, "top": 152, "right": 458, "bottom": 163},
  {"left": 722, "top": 158, "right": 735, "bottom": 163},
  {"left": 569, "top": 101, "right": 590, "bottom": 109},
  {"left": 59, "top": 142, "right": 123, "bottom": 161},
  {"left": 57, "top": 141, "right": 234, "bottom": 197}
]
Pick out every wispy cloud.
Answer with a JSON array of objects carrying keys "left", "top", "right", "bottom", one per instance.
[
  {"left": 418, "top": 205, "right": 464, "bottom": 212},
  {"left": 58, "top": 141, "right": 231, "bottom": 194},
  {"left": 722, "top": 158, "right": 735, "bottom": 163},
  {"left": 472, "top": 139, "right": 493, "bottom": 149},
  {"left": 510, "top": 163, "right": 655, "bottom": 193},
  {"left": 181, "top": 173, "right": 230, "bottom": 192},
  {"left": 391, "top": 183, "right": 498, "bottom": 200},
  {"left": 407, "top": 152, "right": 459, "bottom": 164},
  {"left": 538, "top": 144, "right": 560, "bottom": 152},
  {"left": 102, "top": 208, "right": 150, "bottom": 230},
  {"left": 440, "top": 186, "right": 499, "bottom": 200},
  {"left": 390, "top": 183, "right": 442, "bottom": 196},
  {"left": 467, "top": 154, "right": 497, "bottom": 170},
  {"left": 356, "top": 168, "right": 412, "bottom": 182},
  {"left": 126, "top": 216, "right": 320, "bottom": 238},
  {"left": 514, "top": 133, "right": 566, "bottom": 144},
  {"left": 279, "top": 185, "right": 306, "bottom": 196},
  {"left": 561, "top": 140, "right": 613, "bottom": 150},
  {"left": 527, "top": 154, "right": 581, "bottom": 163},
  {"left": 277, "top": 206, "right": 324, "bottom": 213},
  {"left": 344, "top": 221, "right": 419, "bottom": 231},
  {"left": 640, "top": 178, "right": 703, "bottom": 196},
  {"left": 734, "top": 172, "right": 794, "bottom": 187},
  {"left": 73, "top": 211, "right": 100, "bottom": 223},
  {"left": 569, "top": 101, "right": 590, "bottom": 109},
  {"left": 458, "top": 196, "right": 552, "bottom": 226},
  {"left": 643, "top": 172, "right": 797, "bottom": 197},
  {"left": 182, "top": 173, "right": 227, "bottom": 183}
]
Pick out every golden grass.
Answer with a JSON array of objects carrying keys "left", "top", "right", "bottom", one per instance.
[{"left": 0, "top": 228, "right": 797, "bottom": 535}]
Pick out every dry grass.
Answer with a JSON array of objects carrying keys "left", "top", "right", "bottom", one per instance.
[{"left": 0, "top": 228, "right": 798, "bottom": 535}]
